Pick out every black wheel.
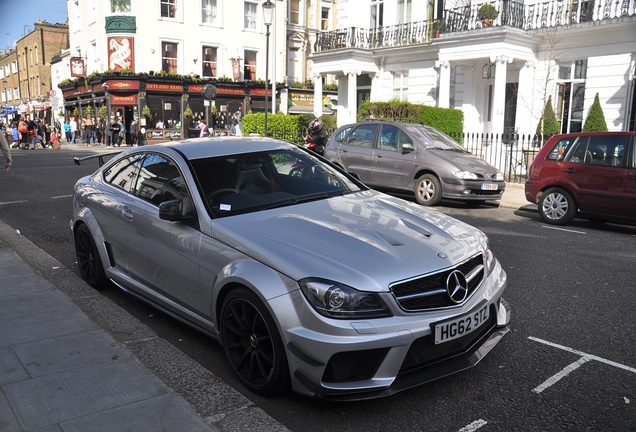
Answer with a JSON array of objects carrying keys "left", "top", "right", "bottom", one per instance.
[
  {"left": 221, "top": 288, "right": 289, "bottom": 396},
  {"left": 538, "top": 187, "right": 577, "bottom": 225},
  {"left": 75, "top": 224, "right": 107, "bottom": 289},
  {"left": 414, "top": 174, "right": 442, "bottom": 206}
]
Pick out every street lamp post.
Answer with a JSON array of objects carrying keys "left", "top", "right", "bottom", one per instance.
[{"left": 262, "top": 0, "right": 275, "bottom": 136}]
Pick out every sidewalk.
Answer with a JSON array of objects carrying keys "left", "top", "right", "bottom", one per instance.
[{"left": 0, "top": 220, "right": 290, "bottom": 432}]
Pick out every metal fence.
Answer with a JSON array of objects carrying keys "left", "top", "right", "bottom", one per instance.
[{"left": 451, "top": 132, "right": 548, "bottom": 184}]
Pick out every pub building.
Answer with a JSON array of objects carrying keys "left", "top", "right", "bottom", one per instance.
[{"left": 60, "top": 73, "right": 277, "bottom": 143}]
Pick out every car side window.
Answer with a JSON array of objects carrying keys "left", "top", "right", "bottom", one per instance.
[
  {"left": 333, "top": 127, "right": 352, "bottom": 143},
  {"left": 378, "top": 125, "right": 400, "bottom": 151},
  {"left": 133, "top": 153, "right": 189, "bottom": 206},
  {"left": 587, "top": 135, "right": 630, "bottom": 167},
  {"left": 103, "top": 154, "right": 144, "bottom": 193},
  {"left": 347, "top": 124, "right": 377, "bottom": 148},
  {"left": 565, "top": 137, "right": 589, "bottom": 163},
  {"left": 547, "top": 138, "right": 576, "bottom": 160}
]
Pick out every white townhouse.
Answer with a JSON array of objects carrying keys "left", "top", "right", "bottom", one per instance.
[{"left": 309, "top": 0, "right": 636, "bottom": 135}]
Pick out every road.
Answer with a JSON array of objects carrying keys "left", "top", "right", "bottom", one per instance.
[{"left": 1, "top": 149, "right": 635, "bottom": 432}]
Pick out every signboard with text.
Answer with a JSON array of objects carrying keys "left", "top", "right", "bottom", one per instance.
[{"left": 108, "top": 36, "right": 135, "bottom": 71}]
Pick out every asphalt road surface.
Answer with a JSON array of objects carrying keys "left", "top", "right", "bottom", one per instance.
[{"left": 1, "top": 149, "right": 635, "bottom": 431}]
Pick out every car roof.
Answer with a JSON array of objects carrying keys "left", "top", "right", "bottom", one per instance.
[
  {"left": 136, "top": 136, "right": 296, "bottom": 160},
  {"left": 547, "top": 131, "right": 636, "bottom": 140}
]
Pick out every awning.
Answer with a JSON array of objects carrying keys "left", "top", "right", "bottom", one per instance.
[{"left": 288, "top": 105, "right": 334, "bottom": 115}]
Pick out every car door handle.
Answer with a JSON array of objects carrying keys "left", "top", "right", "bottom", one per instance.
[
  {"left": 562, "top": 168, "right": 576, "bottom": 173},
  {"left": 120, "top": 206, "right": 133, "bottom": 221}
]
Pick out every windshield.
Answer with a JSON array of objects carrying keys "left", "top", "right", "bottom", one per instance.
[
  {"left": 406, "top": 125, "right": 468, "bottom": 152},
  {"left": 190, "top": 147, "right": 364, "bottom": 218}
]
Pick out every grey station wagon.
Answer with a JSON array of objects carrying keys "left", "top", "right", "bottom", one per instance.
[{"left": 325, "top": 121, "right": 505, "bottom": 206}]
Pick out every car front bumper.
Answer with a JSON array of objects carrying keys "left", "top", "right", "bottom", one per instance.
[
  {"left": 440, "top": 178, "right": 506, "bottom": 201},
  {"left": 271, "top": 262, "right": 510, "bottom": 400}
]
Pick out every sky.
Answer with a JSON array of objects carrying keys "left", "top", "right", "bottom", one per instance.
[{"left": 0, "top": 0, "right": 68, "bottom": 50}]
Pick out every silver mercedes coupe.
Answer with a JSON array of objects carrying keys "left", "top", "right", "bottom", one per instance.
[{"left": 71, "top": 136, "right": 510, "bottom": 400}]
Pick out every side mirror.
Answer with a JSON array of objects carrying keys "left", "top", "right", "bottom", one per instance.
[
  {"left": 401, "top": 143, "right": 415, "bottom": 152},
  {"left": 159, "top": 198, "right": 193, "bottom": 221}
]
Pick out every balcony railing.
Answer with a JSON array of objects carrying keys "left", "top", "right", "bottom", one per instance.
[{"left": 315, "top": 0, "right": 635, "bottom": 52}]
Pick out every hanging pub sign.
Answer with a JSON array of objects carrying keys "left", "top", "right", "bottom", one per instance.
[
  {"left": 70, "top": 57, "right": 85, "bottom": 77},
  {"left": 108, "top": 36, "right": 135, "bottom": 71}
]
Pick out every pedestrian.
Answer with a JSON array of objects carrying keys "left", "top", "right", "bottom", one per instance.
[
  {"left": 11, "top": 120, "right": 20, "bottom": 149},
  {"left": 0, "top": 121, "right": 12, "bottom": 171},
  {"left": 63, "top": 120, "right": 71, "bottom": 142},
  {"left": 129, "top": 120, "right": 137, "bottom": 146},
  {"left": 108, "top": 118, "right": 122, "bottom": 147},
  {"left": 230, "top": 118, "right": 242, "bottom": 136},
  {"left": 70, "top": 117, "right": 78, "bottom": 144},
  {"left": 83, "top": 116, "right": 93, "bottom": 146},
  {"left": 155, "top": 119, "right": 164, "bottom": 129},
  {"left": 199, "top": 119, "right": 209, "bottom": 137},
  {"left": 95, "top": 118, "right": 103, "bottom": 145}
]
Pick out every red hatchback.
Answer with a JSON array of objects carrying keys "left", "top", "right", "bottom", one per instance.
[{"left": 525, "top": 132, "right": 636, "bottom": 225}]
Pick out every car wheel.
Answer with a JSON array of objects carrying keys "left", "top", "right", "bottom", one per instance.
[
  {"left": 538, "top": 187, "right": 576, "bottom": 225},
  {"left": 221, "top": 287, "right": 290, "bottom": 396},
  {"left": 414, "top": 174, "right": 442, "bottom": 206},
  {"left": 74, "top": 224, "right": 107, "bottom": 289}
]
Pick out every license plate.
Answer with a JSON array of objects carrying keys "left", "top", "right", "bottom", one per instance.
[
  {"left": 433, "top": 304, "right": 490, "bottom": 345},
  {"left": 481, "top": 183, "right": 498, "bottom": 190}
]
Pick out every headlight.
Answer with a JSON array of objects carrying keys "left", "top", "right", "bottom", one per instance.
[
  {"left": 451, "top": 169, "right": 479, "bottom": 180},
  {"left": 493, "top": 172, "right": 504, "bottom": 181},
  {"left": 299, "top": 278, "right": 392, "bottom": 319},
  {"left": 484, "top": 240, "right": 496, "bottom": 275}
]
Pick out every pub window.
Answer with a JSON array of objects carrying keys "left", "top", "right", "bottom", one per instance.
[
  {"left": 244, "top": 1, "right": 258, "bottom": 29},
  {"left": 201, "top": 0, "right": 217, "bottom": 24},
  {"left": 162, "top": 42, "right": 178, "bottom": 74},
  {"left": 244, "top": 50, "right": 257, "bottom": 81},
  {"left": 202, "top": 46, "right": 218, "bottom": 78},
  {"left": 161, "top": 0, "right": 177, "bottom": 18},
  {"left": 145, "top": 96, "right": 183, "bottom": 129}
]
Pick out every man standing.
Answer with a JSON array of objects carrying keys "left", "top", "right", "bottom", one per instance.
[
  {"left": 0, "top": 121, "right": 12, "bottom": 171},
  {"left": 107, "top": 118, "right": 121, "bottom": 147},
  {"left": 70, "top": 117, "right": 78, "bottom": 144}
]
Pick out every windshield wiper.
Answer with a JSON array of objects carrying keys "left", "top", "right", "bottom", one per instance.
[{"left": 264, "top": 192, "right": 335, "bottom": 210}]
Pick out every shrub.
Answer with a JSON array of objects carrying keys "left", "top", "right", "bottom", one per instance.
[
  {"left": 536, "top": 96, "right": 560, "bottom": 136},
  {"left": 582, "top": 93, "right": 608, "bottom": 132}
]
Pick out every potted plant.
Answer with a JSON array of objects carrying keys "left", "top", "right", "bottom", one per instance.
[
  {"left": 479, "top": 3, "right": 498, "bottom": 27},
  {"left": 141, "top": 106, "right": 151, "bottom": 120},
  {"left": 432, "top": 20, "right": 442, "bottom": 38},
  {"left": 97, "top": 106, "right": 108, "bottom": 119}
]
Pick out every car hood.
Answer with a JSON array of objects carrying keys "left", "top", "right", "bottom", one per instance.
[
  {"left": 210, "top": 191, "right": 485, "bottom": 292},
  {"left": 431, "top": 150, "right": 500, "bottom": 174}
]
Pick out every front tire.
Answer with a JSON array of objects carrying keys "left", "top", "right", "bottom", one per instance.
[
  {"left": 75, "top": 224, "right": 107, "bottom": 289},
  {"left": 414, "top": 174, "right": 442, "bottom": 206},
  {"left": 538, "top": 187, "right": 576, "bottom": 225},
  {"left": 221, "top": 288, "right": 289, "bottom": 396}
]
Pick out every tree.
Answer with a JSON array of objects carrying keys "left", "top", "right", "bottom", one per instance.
[
  {"left": 582, "top": 93, "right": 608, "bottom": 132},
  {"left": 536, "top": 95, "right": 559, "bottom": 136}
]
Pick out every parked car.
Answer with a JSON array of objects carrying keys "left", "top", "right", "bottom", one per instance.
[
  {"left": 525, "top": 131, "right": 636, "bottom": 226},
  {"left": 71, "top": 136, "right": 510, "bottom": 400},
  {"left": 325, "top": 120, "right": 505, "bottom": 206}
]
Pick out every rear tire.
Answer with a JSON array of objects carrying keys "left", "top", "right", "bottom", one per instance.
[
  {"left": 221, "top": 287, "right": 290, "bottom": 396},
  {"left": 538, "top": 187, "right": 576, "bottom": 225},
  {"left": 414, "top": 174, "right": 442, "bottom": 206},
  {"left": 75, "top": 224, "right": 107, "bottom": 289}
]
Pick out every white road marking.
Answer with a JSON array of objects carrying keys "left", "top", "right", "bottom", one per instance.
[
  {"left": 0, "top": 200, "right": 28, "bottom": 206},
  {"left": 52, "top": 195, "right": 73, "bottom": 199},
  {"left": 459, "top": 419, "right": 487, "bottom": 432},
  {"left": 541, "top": 226, "right": 586, "bottom": 234},
  {"left": 529, "top": 336, "right": 636, "bottom": 393}
]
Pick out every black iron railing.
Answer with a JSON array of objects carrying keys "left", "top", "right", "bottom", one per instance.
[{"left": 315, "top": 0, "right": 635, "bottom": 52}]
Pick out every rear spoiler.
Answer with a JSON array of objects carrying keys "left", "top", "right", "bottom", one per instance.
[{"left": 74, "top": 151, "right": 122, "bottom": 167}]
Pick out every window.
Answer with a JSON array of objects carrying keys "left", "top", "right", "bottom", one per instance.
[
  {"left": 378, "top": 125, "right": 411, "bottom": 150},
  {"left": 146, "top": 95, "right": 182, "bottom": 129},
  {"left": 161, "top": 0, "right": 177, "bottom": 18},
  {"left": 244, "top": 50, "right": 257, "bottom": 80},
  {"left": 321, "top": 7, "right": 330, "bottom": 30},
  {"left": 13, "top": 87, "right": 19, "bottom": 100},
  {"left": 111, "top": 0, "right": 131, "bottom": 12},
  {"left": 397, "top": 0, "right": 411, "bottom": 24},
  {"left": 162, "top": 42, "right": 178, "bottom": 74},
  {"left": 547, "top": 137, "right": 577, "bottom": 160},
  {"left": 392, "top": 71, "right": 408, "bottom": 100},
  {"left": 134, "top": 154, "right": 188, "bottom": 206},
  {"left": 202, "top": 46, "right": 218, "bottom": 77},
  {"left": 244, "top": 1, "right": 258, "bottom": 29},
  {"left": 11, "top": 61, "right": 17, "bottom": 74},
  {"left": 348, "top": 125, "right": 377, "bottom": 148},
  {"left": 290, "top": 0, "right": 300, "bottom": 24},
  {"left": 566, "top": 136, "right": 629, "bottom": 166},
  {"left": 201, "top": 0, "right": 218, "bottom": 24},
  {"left": 557, "top": 60, "right": 587, "bottom": 133},
  {"left": 370, "top": 0, "right": 384, "bottom": 28},
  {"left": 104, "top": 154, "right": 144, "bottom": 192}
]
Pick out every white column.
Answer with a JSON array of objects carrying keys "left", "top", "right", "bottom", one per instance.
[
  {"left": 313, "top": 73, "right": 323, "bottom": 117},
  {"left": 336, "top": 75, "right": 347, "bottom": 127},
  {"left": 516, "top": 60, "right": 536, "bottom": 135},
  {"left": 436, "top": 60, "right": 450, "bottom": 108},
  {"left": 492, "top": 55, "right": 510, "bottom": 134},
  {"left": 369, "top": 72, "right": 381, "bottom": 102},
  {"left": 347, "top": 70, "right": 359, "bottom": 125}
]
